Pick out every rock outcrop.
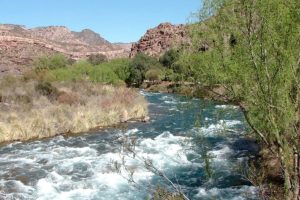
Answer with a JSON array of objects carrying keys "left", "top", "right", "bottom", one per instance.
[
  {"left": 0, "top": 24, "right": 130, "bottom": 74},
  {"left": 130, "top": 23, "right": 189, "bottom": 58}
]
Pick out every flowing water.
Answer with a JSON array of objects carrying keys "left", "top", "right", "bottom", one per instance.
[{"left": 0, "top": 92, "right": 259, "bottom": 200}]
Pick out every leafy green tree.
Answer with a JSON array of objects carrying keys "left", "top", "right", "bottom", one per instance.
[
  {"left": 99, "top": 58, "right": 131, "bottom": 81},
  {"left": 127, "top": 53, "right": 162, "bottom": 87},
  {"left": 159, "top": 49, "right": 180, "bottom": 68},
  {"left": 182, "top": 0, "right": 300, "bottom": 199}
]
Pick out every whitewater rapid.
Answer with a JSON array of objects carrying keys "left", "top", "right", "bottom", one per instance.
[{"left": 0, "top": 92, "right": 259, "bottom": 200}]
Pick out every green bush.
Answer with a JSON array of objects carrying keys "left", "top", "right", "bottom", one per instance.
[
  {"left": 159, "top": 49, "right": 180, "bottom": 68},
  {"left": 163, "top": 69, "right": 181, "bottom": 82},
  {"left": 145, "top": 68, "right": 164, "bottom": 81},
  {"left": 34, "top": 54, "right": 69, "bottom": 71},
  {"left": 98, "top": 58, "right": 131, "bottom": 81},
  {"left": 88, "top": 54, "right": 107, "bottom": 65},
  {"left": 88, "top": 66, "right": 119, "bottom": 84},
  {"left": 127, "top": 53, "right": 162, "bottom": 87}
]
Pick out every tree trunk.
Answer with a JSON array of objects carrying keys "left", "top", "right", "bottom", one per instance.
[{"left": 292, "top": 149, "right": 299, "bottom": 200}]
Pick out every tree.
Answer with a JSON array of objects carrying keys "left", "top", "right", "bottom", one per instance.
[
  {"left": 159, "top": 49, "right": 180, "bottom": 69},
  {"left": 183, "top": 0, "right": 300, "bottom": 199},
  {"left": 127, "top": 53, "right": 162, "bottom": 87}
]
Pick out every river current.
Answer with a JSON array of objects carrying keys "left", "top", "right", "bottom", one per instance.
[{"left": 0, "top": 92, "right": 259, "bottom": 200}]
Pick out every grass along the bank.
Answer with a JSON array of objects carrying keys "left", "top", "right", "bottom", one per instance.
[{"left": 0, "top": 76, "right": 148, "bottom": 143}]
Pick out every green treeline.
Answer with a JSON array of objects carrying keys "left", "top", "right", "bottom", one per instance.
[{"left": 30, "top": 51, "right": 184, "bottom": 87}]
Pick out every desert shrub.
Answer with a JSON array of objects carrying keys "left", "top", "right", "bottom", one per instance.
[
  {"left": 23, "top": 69, "right": 54, "bottom": 82},
  {"left": 145, "top": 68, "right": 164, "bottom": 82},
  {"left": 88, "top": 54, "right": 107, "bottom": 65},
  {"left": 35, "top": 82, "right": 58, "bottom": 100},
  {"left": 34, "top": 54, "right": 69, "bottom": 71},
  {"left": 127, "top": 53, "right": 162, "bottom": 87},
  {"left": 56, "top": 91, "right": 79, "bottom": 105}
]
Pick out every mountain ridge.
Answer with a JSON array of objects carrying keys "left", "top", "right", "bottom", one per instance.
[{"left": 0, "top": 24, "right": 130, "bottom": 74}]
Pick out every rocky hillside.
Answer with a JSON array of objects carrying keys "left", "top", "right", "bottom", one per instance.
[
  {"left": 130, "top": 23, "right": 189, "bottom": 58},
  {"left": 0, "top": 24, "right": 130, "bottom": 74}
]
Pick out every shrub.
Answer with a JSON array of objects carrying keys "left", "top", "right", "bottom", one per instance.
[
  {"left": 127, "top": 53, "right": 162, "bottom": 87},
  {"left": 88, "top": 66, "right": 119, "bottom": 84},
  {"left": 145, "top": 68, "right": 164, "bottom": 82},
  {"left": 159, "top": 49, "right": 180, "bottom": 68},
  {"left": 35, "top": 82, "right": 58, "bottom": 100},
  {"left": 34, "top": 54, "right": 69, "bottom": 71},
  {"left": 88, "top": 54, "right": 107, "bottom": 65},
  {"left": 56, "top": 91, "right": 79, "bottom": 105},
  {"left": 99, "top": 58, "right": 131, "bottom": 81}
]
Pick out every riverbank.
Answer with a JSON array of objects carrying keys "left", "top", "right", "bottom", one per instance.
[
  {"left": 0, "top": 76, "right": 148, "bottom": 143},
  {"left": 143, "top": 81, "right": 230, "bottom": 103}
]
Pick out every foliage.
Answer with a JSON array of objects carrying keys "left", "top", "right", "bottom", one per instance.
[
  {"left": 126, "top": 53, "right": 162, "bottom": 87},
  {"left": 88, "top": 53, "right": 108, "bottom": 65},
  {"left": 145, "top": 68, "right": 164, "bottom": 82},
  {"left": 99, "top": 58, "right": 131, "bottom": 81},
  {"left": 34, "top": 54, "right": 69, "bottom": 71},
  {"left": 182, "top": 0, "right": 300, "bottom": 198},
  {"left": 45, "top": 60, "right": 127, "bottom": 84},
  {"left": 159, "top": 49, "right": 180, "bottom": 69},
  {"left": 35, "top": 81, "right": 58, "bottom": 99}
]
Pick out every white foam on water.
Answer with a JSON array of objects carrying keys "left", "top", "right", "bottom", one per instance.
[
  {"left": 215, "top": 105, "right": 239, "bottom": 109},
  {"left": 124, "top": 128, "right": 139, "bottom": 136},
  {"left": 192, "top": 119, "right": 243, "bottom": 137},
  {"left": 0, "top": 180, "right": 35, "bottom": 194},
  {"left": 195, "top": 185, "right": 258, "bottom": 200},
  {"left": 208, "top": 145, "right": 232, "bottom": 159}
]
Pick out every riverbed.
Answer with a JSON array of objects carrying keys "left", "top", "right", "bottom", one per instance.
[{"left": 0, "top": 92, "right": 259, "bottom": 200}]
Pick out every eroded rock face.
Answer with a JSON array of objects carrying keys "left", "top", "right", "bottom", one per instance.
[
  {"left": 0, "top": 24, "right": 130, "bottom": 74},
  {"left": 130, "top": 23, "right": 189, "bottom": 58}
]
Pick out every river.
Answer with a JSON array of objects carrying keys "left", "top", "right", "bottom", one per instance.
[{"left": 0, "top": 92, "right": 259, "bottom": 200}]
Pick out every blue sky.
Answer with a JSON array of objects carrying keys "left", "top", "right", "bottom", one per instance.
[{"left": 0, "top": 0, "right": 201, "bottom": 43}]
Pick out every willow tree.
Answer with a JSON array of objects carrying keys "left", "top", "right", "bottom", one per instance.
[{"left": 181, "top": 0, "right": 300, "bottom": 199}]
